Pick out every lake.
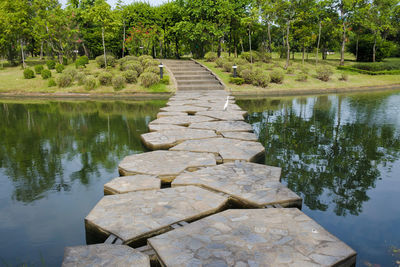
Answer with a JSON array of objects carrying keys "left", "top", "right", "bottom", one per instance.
[{"left": 0, "top": 91, "right": 400, "bottom": 266}]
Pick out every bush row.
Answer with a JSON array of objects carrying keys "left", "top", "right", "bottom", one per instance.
[{"left": 337, "top": 66, "right": 400, "bottom": 75}]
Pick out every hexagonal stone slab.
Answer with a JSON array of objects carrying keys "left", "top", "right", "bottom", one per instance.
[
  {"left": 85, "top": 186, "right": 228, "bottom": 245},
  {"left": 196, "top": 110, "right": 245, "bottom": 121},
  {"left": 189, "top": 120, "right": 253, "bottom": 133},
  {"left": 220, "top": 131, "right": 259, "bottom": 142},
  {"left": 149, "top": 115, "right": 215, "bottom": 127},
  {"left": 148, "top": 124, "right": 186, "bottom": 132},
  {"left": 62, "top": 244, "right": 149, "bottom": 267},
  {"left": 159, "top": 105, "right": 208, "bottom": 114},
  {"left": 118, "top": 151, "right": 216, "bottom": 182},
  {"left": 170, "top": 138, "right": 265, "bottom": 163},
  {"left": 104, "top": 175, "right": 161, "bottom": 195},
  {"left": 148, "top": 209, "right": 357, "bottom": 267},
  {"left": 173, "top": 162, "right": 301, "bottom": 208},
  {"left": 141, "top": 129, "right": 218, "bottom": 150}
]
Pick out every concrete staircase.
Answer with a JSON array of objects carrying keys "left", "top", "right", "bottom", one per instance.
[{"left": 162, "top": 60, "right": 224, "bottom": 91}]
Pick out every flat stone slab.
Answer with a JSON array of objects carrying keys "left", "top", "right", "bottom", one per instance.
[
  {"left": 141, "top": 129, "right": 218, "bottom": 150},
  {"left": 85, "top": 186, "right": 228, "bottom": 245},
  {"left": 62, "top": 244, "right": 149, "bottom": 267},
  {"left": 104, "top": 175, "right": 161, "bottom": 195},
  {"left": 149, "top": 115, "right": 215, "bottom": 126},
  {"left": 148, "top": 209, "right": 357, "bottom": 267},
  {"left": 148, "top": 124, "right": 186, "bottom": 132},
  {"left": 159, "top": 105, "right": 208, "bottom": 114},
  {"left": 170, "top": 138, "right": 265, "bottom": 163},
  {"left": 196, "top": 110, "right": 245, "bottom": 121},
  {"left": 118, "top": 151, "right": 216, "bottom": 182},
  {"left": 189, "top": 120, "right": 253, "bottom": 133},
  {"left": 157, "top": 111, "right": 187, "bottom": 118},
  {"left": 173, "top": 162, "right": 301, "bottom": 208},
  {"left": 220, "top": 131, "right": 259, "bottom": 142}
]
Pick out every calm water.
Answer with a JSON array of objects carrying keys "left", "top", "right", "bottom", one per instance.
[
  {"left": 238, "top": 91, "right": 400, "bottom": 267},
  {"left": 0, "top": 99, "right": 166, "bottom": 266}
]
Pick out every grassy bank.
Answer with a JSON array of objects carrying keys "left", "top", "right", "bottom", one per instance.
[
  {"left": 198, "top": 55, "right": 400, "bottom": 94},
  {"left": 0, "top": 57, "right": 174, "bottom": 95}
]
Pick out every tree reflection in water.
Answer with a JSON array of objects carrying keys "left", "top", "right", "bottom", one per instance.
[{"left": 239, "top": 93, "right": 400, "bottom": 217}]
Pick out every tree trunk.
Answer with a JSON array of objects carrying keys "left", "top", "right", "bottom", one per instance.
[
  {"left": 302, "top": 45, "right": 305, "bottom": 64},
  {"left": 122, "top": 20, "right": 125, "bottom": 58},
  {"left": 217, "top": 37, "right": 222, "bottom": 58},
  {"left": 40, "top": 41, "right": 44, "bottom": 60},
  {"left": 355, "top": 34, "right": 359, "bottom": 61},
  {"left": 175, "top": 37, "right": 179, "bottom": 59},
  {"left": 267, "top": 22, "right": 272, "bottom": 53},
  {"left": 20, "top": 39, "right": 26, "bottom": 69},
  {"left": 248, "top": 26, "right": 252, "bottom": 64},
  {"left": 82, "top": 42, "right": 89, "bottom": 58},
  {"left": 240, "top": 38, "right": 244, "bottom": 53},
  {"left": 102, "top": 27, "right": 107, "bottom": 67},
  {"left": 316, "top": 21, "right": 321, "bottom": 65},
  {"left": 285, "top": 21, "right": 290, "bottom": 70},
  {"left": 372, "top": 33, "right": 377, "bottom": 62},
  {"left": 159, "top": 39, "right": 163, "bottom": 58},
  {"left": 340, "top": 13, "right": 346, "bottom": 66}
]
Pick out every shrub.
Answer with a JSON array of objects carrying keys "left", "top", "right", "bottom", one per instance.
[
  {"left": 259, "top": 52, "right": 272, "bottom": 63},
  {"left": 47, "top": 78, "right": 56, "bottom": 87},
  {"left": 41, "top": 69, "right": 52, "bottom": 79},
  {"left": 316, "top": 66, "right": 333, "bottom": 82},
  {"left": 352, "top": 61, "right": 400, "bottom": 71},
  {"left": 98, "top": 72, "right": 113, "bottom": 85},
  {"left": 295, "top": 73, "right": 308, "bottom": 82},
  {"left": 23, "top": 68, "right": 35, "bottom": 79},
  {"left": 64, "top": 69, "right": 78, "bottom": 80},
  {"left": 123, "top": 61, "right": 143, "bottom": 74},
  {"left": 337, "top": 65, "right": 400, "bottom": 75},
  {"left": 143, "top": 59, "right": 159, "bottom": 69},
  {"left": 161, "top": 75, "right": 170, "bottom": 84},
  {"left": 240, "top": 51, "right": 260, "bottom": 62},
  {"left": 144, "top": 66, "right": 159, "bottom": 74},
  {"left": 56, "top": 74, "right": 73, "bottom": 87},
  {"left": 237, "top": 64, "right": 253, "bottom": 77},
  {"left": 215, "top": 58, "right": 225, "bottom": 68},
  {"left": 339, "top": 73, "right": 349, "bottom": 81},
  {"left": 252, "top": 69, "right": 270, "bottom": 87},
  {"left": 84, "top": 76, "right": 98, "bottom": 90},
  {"left": 95, "top": 55, "right": 116, "bottom": 68},
  {"left": 76, "top": 72, "right": 87, "bottom": 85},
  {"left": 286, "top": 67, "right": 295, "bottom": 74},
  {"left": 139, "top": 72, "right": 160, "bottom": 88},
  {"left": 55, "top": 64, "right": 65, "bottom": 73},
  {"left": 118, "top": 56, "right": 138, "bottom": 64},
  {"left": 229, "top": 77, "right": 245, "bottom": 85},
  {"left": 46, "top": 60, "right": 56, "bottom": 69},
  {"left": 205, "top": 52, "right": 218, "bottom": 62},
  {"left": 270, "top": 69, "right": 285, "bottom": 83},
  {"left": 34, "top": 65, "right": 44, "bottom": 74},
  {"left": 300, "top": 66, "right": 309, "bottom": 74},
  {"left": 62, "top": 57, "right": 68, "bottom": 65},
  {"left": 233, "top": 58, "right": 248, "bottom": 66},
  {"left": 223, "top": 61, "right": 234, "bottom": 72},
  {"left": 75, "top": 56, "right": 89, "bottom": 69},
  {"left": 123, "top": 70, "right": 138, "bottom": 83},
  {"left": 240, "top": 69, "right": 254, "bottom": 83},
  {"left": 348, "top": 34, "right": 396, "bottom": 62},
  {"left": 138, "top": 55, "right": 153, "bottom": 64},
  {"left": 112, "top": 76, "right": 126, "bottom": 90}
]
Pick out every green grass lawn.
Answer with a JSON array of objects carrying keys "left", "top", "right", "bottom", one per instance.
[
  {"left": 0, "top": 57, "right": 173, "bottom": 94},
  {"left": 198, "top": 54, "right": 400, "bottom": 94}
]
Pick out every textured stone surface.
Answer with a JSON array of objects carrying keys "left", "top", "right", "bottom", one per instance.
[
  {"left": 173, "top": 162, "right": 301, "bottom": 207},
  {"left": 148, "top": 124, "right": 186, "bottom": 132},
  {"left": 220, "top": 131, "right": 259, "bottom": 142},
  {"left": 157, "top": 111, "right": 187, "bottom": 118},
  {"left": 62, "top": 244, "right": 150, "bottom": 267},
  {"left": 170, "top": 138, "right": 265, "bottom": 163},
  {"left": 149, "top": 115, "right": 215, "bottom": 126},
  {"left": 189, "top": 120, "right": 253, "bottom": 133},
  {"left": 104, "top": 175, "right": 161, "bottom": 195},
  {"left": 118, "top": 151, "right": 216, "bottom": 182},
  {"left": 141, "top": 129, "right": 218, "bottom": 150},
  {"left": 159, "top": 105, "right": 208, "bottom": 114},
  {"left": 148, "top": 209, "right": 357, "bottom": 267},
  {"left": 196, "top": 110, "right": 245, "bottom": 121},
  {"left": 85, "top": 186, "right": 228, "bottom": 245}
]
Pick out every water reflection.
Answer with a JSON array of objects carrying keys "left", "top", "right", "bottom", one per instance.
[{"left": 239, "top": 92, "right": 400, "bottom": 217}]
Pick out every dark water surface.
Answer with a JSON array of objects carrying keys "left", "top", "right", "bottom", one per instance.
[
  {"left": 0, "top": 99, "right": 166, "bottom": 266},
  {"left": 237, "top": 90, "right": 400, "bottom": 267}
]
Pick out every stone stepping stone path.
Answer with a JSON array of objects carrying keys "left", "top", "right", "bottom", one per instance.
[
  {"left": 170, "top": 137, "right": 265, "bottom": 163},
  {"left": 148, "top": 209, "right": 356, "bottom": 267},
  {"left": 141, "top": 129, "right": 218, "bottom": 150},
  {"left": 62, "top": 244, "right": 150, "bottom": 267},
  {"left": 104, "top": 175, "right": 161, "bottom": 195},
  {"left": 70, "top": 71, "right": 356, "bottom": 265},
  {"left": 118, "top": 150, "right": 216, "bottom": 182},
  {"left": 172, "top": 162, "right": 302, "bottom": 208},
  {"left": 85, "top": 186, "right": 228, "bottom": 246}
]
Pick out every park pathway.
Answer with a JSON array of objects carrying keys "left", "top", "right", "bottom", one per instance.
[{"left": 61, "top": 61, "right": 357, "bottom": 267}]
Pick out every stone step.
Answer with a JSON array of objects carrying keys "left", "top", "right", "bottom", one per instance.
[
  {"left": 174, "top": 75, "right": 215, "bottom": 80},
  {"left": 177, "top": 80, "right": 219, "bottom": 86},
  {"left": 168, "top": 67, "right": 205, "bottom": 71},
  {"left": 173, "top": 70, "right": 210, "bottom": 75},
  {"left": 178, "top": 85, "right": 224, "bottom": 91}
]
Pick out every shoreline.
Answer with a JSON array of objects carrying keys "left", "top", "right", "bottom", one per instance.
[{"left": 0, "top": 83, "right": 399, "bottom": 100}]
